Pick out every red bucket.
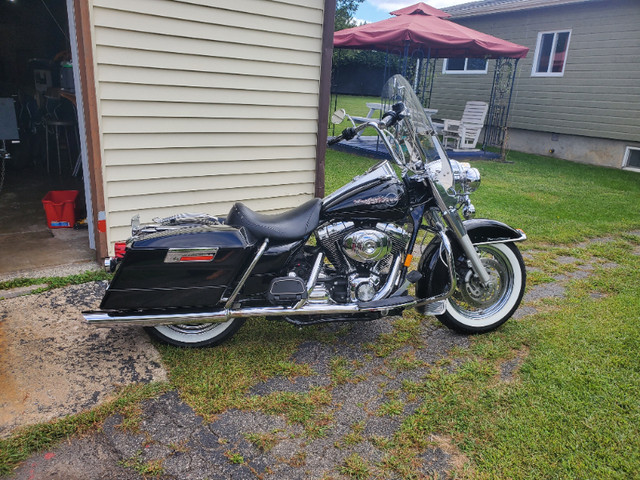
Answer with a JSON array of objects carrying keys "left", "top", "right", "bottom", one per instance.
[{"left": 42, "top": 190, "right": 78, "bottom": 228}]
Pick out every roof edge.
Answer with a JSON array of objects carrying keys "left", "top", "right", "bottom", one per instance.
[{"left": 444, "top": 0, "right": 598, "bottom": 18}]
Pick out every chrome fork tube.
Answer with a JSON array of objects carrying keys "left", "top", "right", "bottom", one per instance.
[
  {"left": 441, "top": 208, "right": 491, "bottom": 285},
  {"left": 429, "top": 178, "right": 492, "bottom": 286}
]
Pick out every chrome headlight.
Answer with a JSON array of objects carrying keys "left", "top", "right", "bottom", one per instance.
[{"left": 451, "top": 160, "right": 481, "bottom": 194}]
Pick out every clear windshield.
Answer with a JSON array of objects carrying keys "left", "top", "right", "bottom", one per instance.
[{"left": 381, "top": 75, "right": 455, "bottom": 191}]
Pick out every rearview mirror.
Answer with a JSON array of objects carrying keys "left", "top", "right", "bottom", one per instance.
[{"left": 331, "top": 109, "right": 346, "bottom": 125}]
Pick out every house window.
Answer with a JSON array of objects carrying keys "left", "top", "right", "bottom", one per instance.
[
  {"left": 623, "top": 147, "right": 640, "bottom": 171},
  {"left": 443, "top": 58, "right": 488, "bottom": 74},
  {"left": 532, "top": 30, "right": 571, "bottom": 77}
]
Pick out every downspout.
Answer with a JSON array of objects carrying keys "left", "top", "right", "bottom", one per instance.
[{"left": 314, "top": 0, "right": 337, "bottom": 199}]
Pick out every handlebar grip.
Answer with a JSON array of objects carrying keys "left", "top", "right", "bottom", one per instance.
[{"left": 327, "top": 127, "right": 357, "bottom": 146}]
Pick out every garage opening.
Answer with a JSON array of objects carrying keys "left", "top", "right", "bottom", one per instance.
[{"left": 0, "top": 0, "right": 95, "bottom": 278}]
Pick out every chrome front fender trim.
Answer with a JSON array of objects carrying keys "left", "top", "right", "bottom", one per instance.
[{"left": 472, "top": 230, "right": 527, "bottom": 245}]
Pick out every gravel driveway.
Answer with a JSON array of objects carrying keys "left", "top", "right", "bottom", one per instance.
[{"left": 1, "top": 243, "right": 617, "bottom": 479}]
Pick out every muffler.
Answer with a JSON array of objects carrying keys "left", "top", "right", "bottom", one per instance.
[{"left": 83, "top": 296, "right": 417, "bottom": 328}]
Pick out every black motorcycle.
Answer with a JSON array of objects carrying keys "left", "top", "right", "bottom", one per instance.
[{"left": 83, "top": 75, "right": 526, "bottom": 348}]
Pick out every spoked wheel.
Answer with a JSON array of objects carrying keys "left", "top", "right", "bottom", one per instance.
[
  {"left": 145, "top": 319, "right": 245, "bottom": 348},
  {"left": 437, "top": 242, "right": 526, "bottom": 333}
]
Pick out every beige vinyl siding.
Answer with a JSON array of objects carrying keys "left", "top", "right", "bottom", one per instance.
[
  {"left": 431, "top": 0, "right": 640, "bottom": 143},
  {"left": 89, "top": 0, "right": 325, "bottom": 245}
]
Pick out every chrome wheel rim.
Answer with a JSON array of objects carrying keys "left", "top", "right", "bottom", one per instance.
[{"left": 450, "top": 245, "right": 514, "bottom": 321}]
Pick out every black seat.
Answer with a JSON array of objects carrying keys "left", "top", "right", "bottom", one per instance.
[{"left": 226, "top": 199, "right": 322, "bottom": 242}]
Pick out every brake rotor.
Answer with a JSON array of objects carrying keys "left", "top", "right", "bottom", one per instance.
[{"left": 458, "top": 258, "right": 505, "bottom": 307}]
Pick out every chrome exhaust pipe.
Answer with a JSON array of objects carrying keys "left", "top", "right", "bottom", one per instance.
[{"left": 83, "top": 297, "right": 417, "bottom": 328}]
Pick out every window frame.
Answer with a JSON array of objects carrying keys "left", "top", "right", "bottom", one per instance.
[
  {"left": 442, "top": 57, "right": 488, "bottom": 75},
  {"left": 622, "top": 146, "right": 640, "bottom": 172},
  {"left": 531, "top": 29, "right": 572, "bottom": 77}
]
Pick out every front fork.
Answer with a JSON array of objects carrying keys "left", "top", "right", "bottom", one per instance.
[{"left": 441, "top": 209, "right": 493, "bottom": 286}]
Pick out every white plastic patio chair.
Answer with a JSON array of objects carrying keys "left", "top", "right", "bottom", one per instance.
[{"left": 441, "top": 101, "right": 489, "bottom": 150}]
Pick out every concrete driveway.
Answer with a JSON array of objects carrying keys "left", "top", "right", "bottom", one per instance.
[{"left": 0, "top": 281, "right": 166, "bottom": 439}]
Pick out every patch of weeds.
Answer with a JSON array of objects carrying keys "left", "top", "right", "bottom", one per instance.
[
  {"left": 116, "top": 402, "right": 145, "bottom": 433},
  {"left": 329, "top": 356, "right": 362, "bottom": 385},
  {"left": 0, "top": 382, "right": 169, "bottom": 476},
  {"left": 249, "top": 387, "right": 333, "bottom": 438},
  {"left": 525, "top": 269, "right": 555, "bottom": 287},
  {"left": 159, "top": 317, "right": 337, "bottom": 419},
  {"left": 369, "top": 435, "right": 392, "bottom": 450},
  {"left": 468, "top": 330, "right": 518, "bottom": 361},
  {"left": 338, "top": 452, "right": 371, "bottom": 480},
  {"left": 0, "top": 270, "right": 111, "bottom": 296},
  {"left": 379, "top": 447, "right": 428, "bottom": 480},
  {"left": 244, "top": 431, "right": 281, "bottom": 452},
  {"left": 377, "top": 399, "right": 404, "bottom": 417},
  {"left": 389, "top": 349, "right": 425, "bottom": 372},
  {"left": 342, "top": 420, "right": 366, "bottom": 446},
  {"left": 274, "top": 360, "right": 314, "bottom": 379},
  {"left": 401, "top": 379, "right": 427, "bottom": 403},
  {"left": 367, "top": 311, "right": 423, "bottom": 358},
  {"left": 168, "top": 439, "right": 190, "bottom": 453},
  {"left": 284, "top": 451, "right": 307, "bottom": 468},
  {"left": 120, "top": 451, "right": 164, "bottom": 477},
  {"left": 224, "top": 450, "right": 244, "bottom": 464}
]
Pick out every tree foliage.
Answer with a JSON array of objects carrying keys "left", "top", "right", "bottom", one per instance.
[
  {"left": 335, "top": 0, "right": 365, "bottom": 31},
  {"left": 333, "top": 0, "right": 388, "bottom": 69}
]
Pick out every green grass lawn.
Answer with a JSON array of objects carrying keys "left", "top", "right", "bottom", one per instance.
[
  {"left": 2, "top": 148, "right": 640, "bottom": 478},
  {"left": 328, "top": 94, "right": 383, "bottom": 138},
  {"left": 325, "top": 148, "right": 640, "bottom": 478},
  {"left": 325, "top": 148, "right": 640, "bottom": 246}
]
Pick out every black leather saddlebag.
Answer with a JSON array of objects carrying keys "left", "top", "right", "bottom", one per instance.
[{"left": 100, "top": 225, "right": 254, "bottom": 311}]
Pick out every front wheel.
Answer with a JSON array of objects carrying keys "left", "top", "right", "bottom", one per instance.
[
  {"left": 145, "top": 319, "right": 245, "bottom": 348},
  {"left": 437, "top": 242, "right": 526, "bottom": 334}
]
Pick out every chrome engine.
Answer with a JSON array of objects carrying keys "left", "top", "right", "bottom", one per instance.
[{"left": 316, "top": 221, "right": 410, "bottom": 302}]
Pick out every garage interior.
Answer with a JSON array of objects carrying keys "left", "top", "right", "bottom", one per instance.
[{"left": 0, "top": 0, "right": 94, "bottom": 278}]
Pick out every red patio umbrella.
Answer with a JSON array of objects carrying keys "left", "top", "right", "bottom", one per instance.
[{"left": 334, "top": 2, "right": 528, "bottom": 59}]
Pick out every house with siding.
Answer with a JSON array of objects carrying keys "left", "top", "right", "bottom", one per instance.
[
  {"left": 67, "top": 0, "right": 335, "bottom": 258},
  {"left": 429, "top": 0, "right": 640, "bottom": 170}
]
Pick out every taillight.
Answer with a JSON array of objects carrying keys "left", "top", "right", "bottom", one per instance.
[{"left": 114, "top": 242, "right": 127, "bottom": 259}]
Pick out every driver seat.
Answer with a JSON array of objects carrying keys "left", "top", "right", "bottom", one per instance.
[{"left": 226, "top": 199, "right": 322, "bottom": 242}]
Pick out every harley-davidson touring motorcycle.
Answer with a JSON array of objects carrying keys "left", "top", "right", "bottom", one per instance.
[{"left": 83, "top": 75, "right": 526, "bottom": 348}]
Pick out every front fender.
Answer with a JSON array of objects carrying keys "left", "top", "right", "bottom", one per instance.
[
  {"left": 416, "top": 219, "right": 525, "bottom": 301},
  {"left": 416, "top": 236, "right": 451, "bottom": 302},
  {"left": 463, "top": 219, "right": 526, "bottom": 245}
]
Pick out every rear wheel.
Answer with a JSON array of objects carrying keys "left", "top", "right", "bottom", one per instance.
[
  {"left": 145, "top": 319, "right": 245, "bottom": 348},
  {"left": 437, "top": 242, "right": 525, "bottom": 333}
]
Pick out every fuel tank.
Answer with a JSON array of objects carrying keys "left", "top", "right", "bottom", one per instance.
[
  {"left": 322, "top": 160, "right": 409, "bottom": 222},
  {"left": 100, "top": 225, "right": 255, "bottom": 311}
]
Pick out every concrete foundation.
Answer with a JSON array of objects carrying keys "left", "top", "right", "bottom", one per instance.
[{"left": 504, "top": 128, "right": 640, "bottom": 170}]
